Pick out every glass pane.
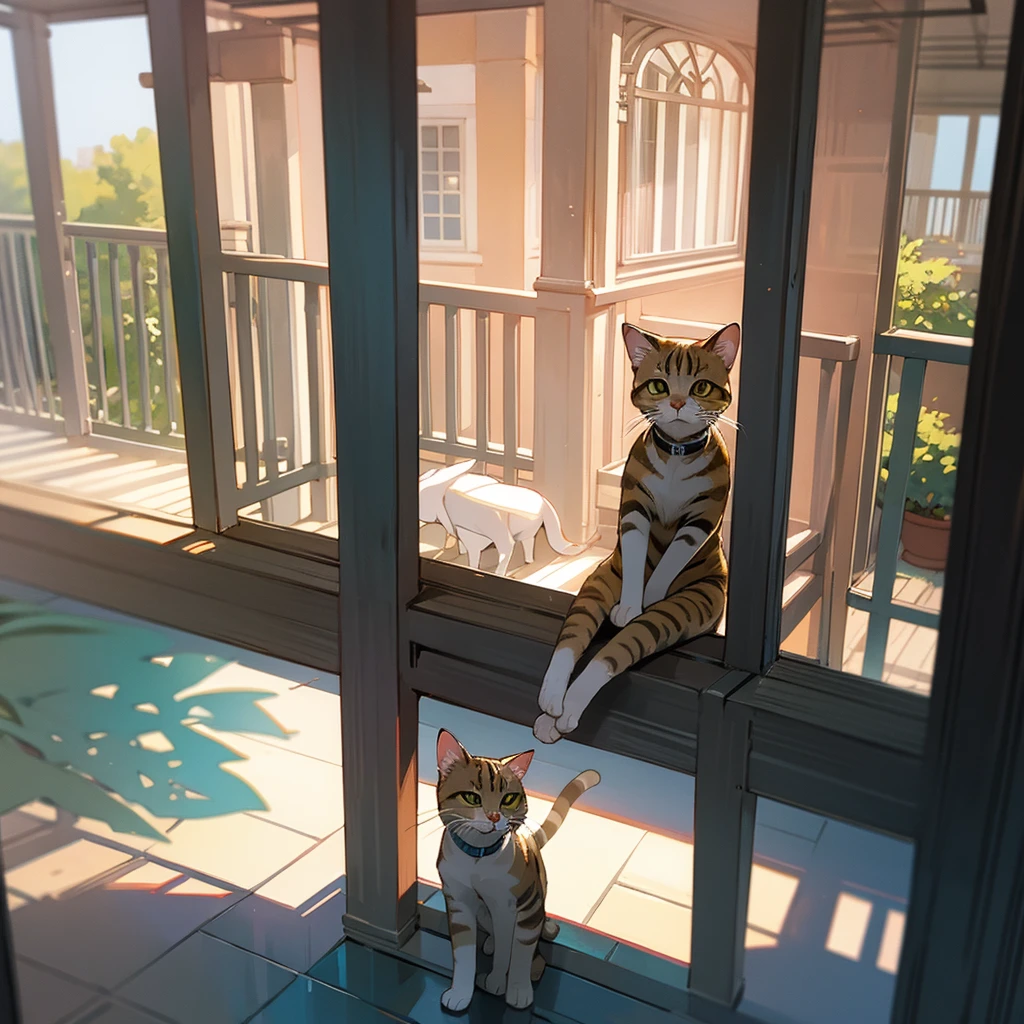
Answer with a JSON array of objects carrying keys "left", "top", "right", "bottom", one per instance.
[
  {"left": 0, "top": 17, "right": 194, "bottom": 530},
  {"left": 423, "top": 192, "right": 440, "bottom": 214},
  {"left": 971, "top": 114, "right": 999, "bottom": 191},
  {"left": 422, "top": 124, "right": 438, "bottom": 148},
  {"left": 416, "top": 700, "right": 694, "bottom": 980},
  {"left": 442, "top": 124, "right": 460, "bottom": 149},
  {"left": 780, "top": 1, "right": 1015, "bottom": 690},
  {"left": 740, "top": 800, "right": 913, "bottom": 1024},
  {"left": 421, "top": 150, "right": 438, "bottom": 172},
  {"left": 415, "top": 0, "right": 755, "bottom": 692},
  {"left": 442, "top": 149, "right": 460, "bottom": 172},
  {"left": 1, "top": 589, "right": 344, "bottom": 1021},
  {"left": 422, "top": 172, "right": 439, "bottom": 193}
]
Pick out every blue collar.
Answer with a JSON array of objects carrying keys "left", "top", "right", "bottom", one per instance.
[{"left": 450, "top": 831, "right": 508, "bottom": 858}]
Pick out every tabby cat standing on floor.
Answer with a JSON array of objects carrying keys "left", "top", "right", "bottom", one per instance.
[
  {"left": 535, "top": 320, "right": 741, "bottom": 744},
  {"left": 434, "top": 729, "right": 600, "bottom": 1012}
]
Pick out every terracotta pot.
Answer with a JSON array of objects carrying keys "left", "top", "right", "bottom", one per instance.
[{"left": 901, "top": 510, "right": 951, "bottom": 571}]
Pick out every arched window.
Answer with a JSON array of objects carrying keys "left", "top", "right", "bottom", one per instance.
[{"left": 620, "top": 34, "right": 750, "bottom": 270}]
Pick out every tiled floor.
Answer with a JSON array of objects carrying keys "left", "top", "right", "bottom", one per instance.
[{"left": 1, "top": 579, "right": 913, "bottom": 1023}]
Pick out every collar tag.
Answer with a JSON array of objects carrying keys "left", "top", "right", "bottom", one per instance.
[{"left": 651, "top": 426, "right": 710, "bottom": 457}]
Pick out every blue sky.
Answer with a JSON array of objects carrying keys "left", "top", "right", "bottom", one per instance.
[{"left": 0, "top": 17, "right": 156, "bottom": 162}]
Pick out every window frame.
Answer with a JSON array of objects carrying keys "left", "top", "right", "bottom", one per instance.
[
  {"left": 416, "top": 112, "right": 479, "bottom": 256},
  {"left": 615, "top": 23, "right": 753, "bottom": 280}
]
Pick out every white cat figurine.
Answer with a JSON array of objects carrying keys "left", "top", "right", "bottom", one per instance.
[{"left": 419, "top": 460, "right": 587, "bottom": 576}]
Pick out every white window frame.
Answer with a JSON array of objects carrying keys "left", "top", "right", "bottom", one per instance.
[
  {"left": 417, "top": 114, "right": 478, "bottom": 257},
  {"left": 616, "top": 25, "right": 752, "bottom": 281}
]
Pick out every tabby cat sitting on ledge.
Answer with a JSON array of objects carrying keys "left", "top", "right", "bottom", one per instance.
[{"left": 535, "top": 320, "right": 740, "bottom": 744}]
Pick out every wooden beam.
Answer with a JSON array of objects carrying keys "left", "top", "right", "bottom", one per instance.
[
  {"left": 724, "top": 0, "right": 826, "bottom": 674},
  {"left": 320, "top": 0, "right": 421, "bottom": 949}
]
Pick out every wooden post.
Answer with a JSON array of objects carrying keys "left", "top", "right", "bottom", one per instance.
[
  {"left": 0, "top": 833, "right": 21, "bottom": 1024},
  {"left": 11, "top": 12, "right": 89, "bottom": 437},
  {"left": 147, "top": 0, "right": 238, "bottom": 532},
  {"left": 320, "top": 0, "right": 420, "bottom": 949},
  {"left": 891, "top": 3, "right": 1024, "bottom": 1020},
  {"left": 532, "top": 0, "right": 598, "bottom": 545}
]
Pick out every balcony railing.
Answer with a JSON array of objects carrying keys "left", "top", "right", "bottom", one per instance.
[
  {"left": 418, "top": 281, "right": 537, "bottom": 483},
  {"left": 0, "top": 214, "right": 183, "bottom": 447},
  {"left": 902, "top": 188, "right": 990, "bottom": 249}
]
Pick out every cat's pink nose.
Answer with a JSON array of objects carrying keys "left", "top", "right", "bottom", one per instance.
[
  {"left": 669, "top": 398, "right": 684, "bottom": 410},
  {"left": 486, "top": 812, "right": 501, "bottom": 823}
]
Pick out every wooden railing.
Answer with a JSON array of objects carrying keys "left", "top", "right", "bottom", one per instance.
[
  {"left": 220, "top": 252, "right": 336, "bottom": 516},
  {"left": 0, "top": 214, "right": 57, "bottom": 422},
  {"left": 902, "top": 188, "right": 989, "bottom": 249},
  {"left": 418, "top": 281, "right": 537, "bottom": 484},
  {"left": 0, "top": 215, "right": 183, "bottom": 446}
]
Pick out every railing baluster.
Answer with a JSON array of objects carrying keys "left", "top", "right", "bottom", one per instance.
[
  {"left": 156, "top": 248, "right": 180, "bottom": 434},
  {"left": 418, "top": 301, "right": 431, "bottom": 438},
  {"left": 23, "top": 233, "right": 55, "bottom": 418},
  {"left": 128, "top": 245, "right": 152, "bottom": 432},
  {"left": 0, "top": 235, "right": 17, "bottom": 411},
  {"left": 503, "top": 314, "right": 520, "bottom": 484},
  {"left": 0, "top": 232, "right": 36, "bottom": 414},
  {"left": 85, "top": 240, "right": 108, "bottom": 425},
  {"left": 233, "top": 273, "right": 260, "bottom": 489},
  {"left": 475, "top": 309, "right": 488, "bottom": 467},
  {"left": 108, "top": 242, "right": 130, "bottom": 428},
  {"left": 7, "top": 232, "right": 41, "bottom": 415},
  {"left": 444, "top": 304, "right": 458, "bottom": 461},
  {"left": 256, "top": 276, "right": 278, "bottom": 482},
  {"left": 304, "top": 280, "right": 322, "bottom": 469}
]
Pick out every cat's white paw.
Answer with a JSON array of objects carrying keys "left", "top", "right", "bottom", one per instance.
[
  {"left": 441, "top": 987, "right": 473, "bottom": 1013},
  {"left": 533, "top": 713, "right": 563, "bottom": 744},
  {"left": 610, "top": 601, "right": 642, "bottom": 628},
  {"left": 554, "top": 708, "right": 580, "bottom": 735},
  {"left": 538, "top": 647, "right": 574, "bottom": 717},
  {"left": 506, "top": 980, "right": 535, "bottom": 1009},
  {"left": 477, "top": 970, "right": 507, "bottom": 996}
]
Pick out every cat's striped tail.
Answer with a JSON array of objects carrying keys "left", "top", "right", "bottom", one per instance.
[{"left": 532, "top": 770, "right": 601, "bottom": 849}]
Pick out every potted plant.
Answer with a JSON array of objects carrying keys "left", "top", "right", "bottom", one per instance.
[{"left": 877, "top": 392, "right": 960, "bottom": 571}]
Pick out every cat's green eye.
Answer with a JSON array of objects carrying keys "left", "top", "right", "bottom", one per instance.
[
  {"left": 457, "top": 791, "right": 482, "bottom": 806},
  {"left": 690, "top": 379, "right": 714, "bottom": 398},
  {"left": 501, "top": 793, "right": 522, "bottom": 808},
  {"left": 646, "top": 379, "right": 669, "bottom": 396}
]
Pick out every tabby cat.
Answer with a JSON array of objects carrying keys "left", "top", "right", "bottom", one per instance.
[
  {"left": 534, "top": 320, "right": 740, "bottom": 744},
  {"left": 434, "top": 729, "right": 600, "bottom": 1012}
]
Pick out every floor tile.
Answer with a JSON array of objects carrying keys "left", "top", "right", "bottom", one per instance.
[
  {"left": 617, "top": 832, "right": 694, "bottom": 907},
  {"left": 535, "top": 808, "right": 644, "bottom": 924},
  {"left": 62, "top": 997, "right": 168, "bottom": 1024},
  {"left": 607, "top": 942, "right": 689, "bottom": 991},
  {"left": 757, "top": 800, "right": 827, "bottom": 845},
  {"left": 203, "top": 733, "right": 344, "bottom": 839},
  {"left": 203, "top": 830, "right": 346, "bottom": 973},
  {"left": 586, "top": 886, "right": 691, "bottom": 964},
  {"left": 747, "top": 863, "right": 801, "bottom": 935},
  {"left": 7, "top": 877, "right": 244, "bottom": 991},
  {"left": 14, "top": 958, "right": 99, "bottom": 1024},
  {"left": 308, "top": 940, "right": 513, "bottom": 1024},
  {"left": 303, "top": 674, "right": 340, "bottom": 696},
  {"left": 250, "top": 977, "right": 406, "bottom": 1023},
  {"left": 148, "top": 811, "right": 315, "bottom": 891},
  {"left": 549, "top": 919, "right": 617, "bottom": 961},
  {"left": 117, "top": 932, "right": 295, "bottom": 1023},
  {"left": 416, "top": 820, "right": 444, "bottom": 887},
  {"left": 6, "top": 839, "right": 133, "bottom": 900},
  {"left": 235, "top": 686, "right": 342, "bottom": 766}
]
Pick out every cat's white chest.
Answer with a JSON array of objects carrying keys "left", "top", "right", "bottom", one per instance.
[{"left": 643, "top": 442, "right": 713, "bottom": 523}]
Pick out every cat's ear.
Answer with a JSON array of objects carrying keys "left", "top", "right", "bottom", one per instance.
[
  {"left": 702, "top": 322, "right": 740, "bottom": 371},
  {"left": 501, "top": 749, "right": 534, "bottom": 781},
  {"left": 437, "top": 730, "right": 470, "bottom": 778},
  {"left": 622, "top": 323, "right": 661, "bottom": 370}
]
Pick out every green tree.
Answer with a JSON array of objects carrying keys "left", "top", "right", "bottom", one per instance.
[{"left": 0, "top": 140, "right": 31, "bottom": 215}]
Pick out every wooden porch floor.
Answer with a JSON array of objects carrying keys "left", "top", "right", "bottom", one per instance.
[{"left": 0, "top": 421, "right": 192, "bottom": 520}]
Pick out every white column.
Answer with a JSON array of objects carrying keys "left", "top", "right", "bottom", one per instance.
[
  {"left": 12, "top": 12, "right": 90, "bottom": 436},
  {"left": 531, "top": 0, "right": 602, "bottom": 545}
]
